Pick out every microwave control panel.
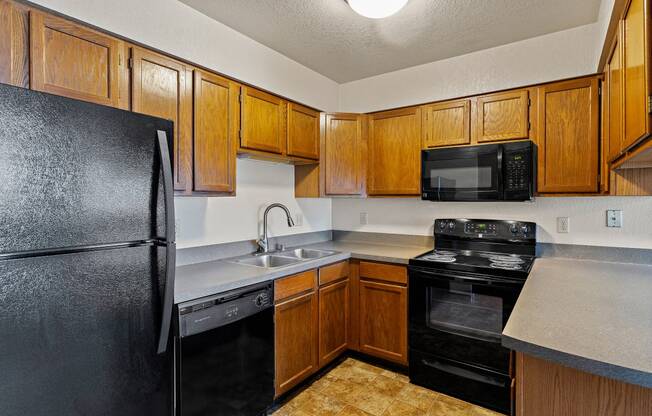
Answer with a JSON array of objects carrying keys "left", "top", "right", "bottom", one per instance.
[{"left": 504, "top": 152, "right": 530, "bottom": 192}]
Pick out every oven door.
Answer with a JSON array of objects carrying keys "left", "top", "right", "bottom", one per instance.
[
  {"left": 408, "top": 266, "right": 522, "bottom": 374},
  {"left": 421, "top": 144, "right": 502, "bottom": 201}
]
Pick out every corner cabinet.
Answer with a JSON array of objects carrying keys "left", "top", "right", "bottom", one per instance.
[
  {"left": 325, "top": 113, "right": 365, "bottom": 195},
  {"left": 287, "top": 103, "right": 320, "bottom": 160},
  {"left": 537, "top": 77, "right": 600, "bottom": 193},
  {"left": 368, "top": 107, "right": 422, "bottom": 196},
  {"left": 240, "top": 86, "right": 287, "bottom": 155},
  {"left": 29, "top": 10, "right": 128, "bottom": 109},
  {"left": 130, "top": 47, "right": 193, "bottom": 193},
  {"left": 192, "top": 70, "right": 238, "bottom": 194}
]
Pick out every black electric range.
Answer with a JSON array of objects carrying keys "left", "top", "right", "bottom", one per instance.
[{"left": 408, "top": 219, "right": 536, "bottom": 415}]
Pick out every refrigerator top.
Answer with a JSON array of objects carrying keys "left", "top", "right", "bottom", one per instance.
[{"left": 0, "top": 84, "right": 175, "bottom": 257}]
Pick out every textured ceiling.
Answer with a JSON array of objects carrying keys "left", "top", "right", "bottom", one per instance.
[{"left": 180, "top": 0, "right": 601, "bottom": 83}]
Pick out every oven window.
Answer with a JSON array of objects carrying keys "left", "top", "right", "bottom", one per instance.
[{"left": 427, "top": 282, "right": 503, "bottom": 342}]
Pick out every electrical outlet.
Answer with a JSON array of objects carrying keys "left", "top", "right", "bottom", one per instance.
[
  {"left": 360, "top": 212, "right": 368, "bottom": 225},
  {"left": 557, "top": 217, "right": 570, "bottom": 233},
  {"left": 606, "top": 210, "right": 623, "bottom": 228},
  {"left": 294, "top": 213, "right": 303, "bottom": 227}
]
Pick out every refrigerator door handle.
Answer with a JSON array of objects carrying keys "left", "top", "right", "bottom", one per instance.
[{"left": 157, "top": 130, "right": 176, "bottom": 354}]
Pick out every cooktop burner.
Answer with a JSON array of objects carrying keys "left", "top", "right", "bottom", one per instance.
[{"left": 411, "top": 248, "right": 535, "bottom": 278}]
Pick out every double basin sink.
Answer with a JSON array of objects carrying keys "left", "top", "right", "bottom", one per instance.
[{"left": 230, "top": 248, "right": 336, "bottom": 269}]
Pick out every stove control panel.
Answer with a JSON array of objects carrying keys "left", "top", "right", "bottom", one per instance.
[{"left": 435, "top": 219, "right": 536, "bottom": 241}]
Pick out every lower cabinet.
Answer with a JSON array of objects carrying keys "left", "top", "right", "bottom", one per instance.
[
  {"left": 358, "top": 261, "right": 408, "bottom": 365},
  {"left": 318, "top": 262, "right": 350, "bottom": 367},
  {"left": 274, "top": 270, "right": 319, "bottom": 397}
]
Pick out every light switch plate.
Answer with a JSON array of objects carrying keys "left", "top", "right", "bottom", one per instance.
[
  {"left": 557, "top": 217, "right": 570, "bottom": 233},
  {"left": 606, "top": 210, "right": 623, "bottom": 228},
  {"left": 360, "top": 212, "right": 368, "bottom": 225}
]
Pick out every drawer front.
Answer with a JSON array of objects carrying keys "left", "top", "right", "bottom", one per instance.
[
  {"left": 319, "top": 261, "right": 349, "bottom": 286},
  {"left": 359, "top": 261, "right": 407, "bottom": 285},
  {"left": 274, "top": 269, "right": 317, "bottom": 303}
]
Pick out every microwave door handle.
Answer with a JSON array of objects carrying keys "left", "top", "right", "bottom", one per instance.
[{"left": 497, "top": 145, "right": 504, "bottom": 197}]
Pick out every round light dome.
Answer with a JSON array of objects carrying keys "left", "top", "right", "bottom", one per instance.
[{"left": 347, "top": 0, "right": 409, "bottom": 19}]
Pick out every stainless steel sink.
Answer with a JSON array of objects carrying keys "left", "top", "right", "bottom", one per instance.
[
  {"left": 280, "top": 248, "right": 336, "bottom": 260},
  {"left": 233, "top": 254, "right": 301, "bottom": 268}
]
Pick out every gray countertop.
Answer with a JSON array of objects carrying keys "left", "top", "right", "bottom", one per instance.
[
  {"left": 503, "top": 257, "right": 652, "bottom": 388},
  {"left": 175, "top": 241, "right": 429, "bottom": 304}
]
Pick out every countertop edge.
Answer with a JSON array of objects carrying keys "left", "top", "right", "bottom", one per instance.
[{"left": 502, "top": 334, "right": 652, "bottom": 389}]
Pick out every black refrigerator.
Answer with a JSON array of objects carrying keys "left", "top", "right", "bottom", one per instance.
[{"left": 0, "top": 83, "right": 176, "bottom": 415}]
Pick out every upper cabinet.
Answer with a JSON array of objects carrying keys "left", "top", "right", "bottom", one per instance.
[
  {"left": 422, "top": 99, "right": 471, "bottom": 148},
  {"left": 537, "top": 77, "right": 600, "bottom": 193},
  {"left": 192, "top": 70, "right": 238, "bottom": 194},
  {"left": 325, "top": 113, "right": 365, "bottom": 196},
  {"left": 287, "top": 103, "right": 320, "bottom": 160},
  {"left": 475, "top": 90, "right": 530, "bottom": 143},
  {"left": 29, "top": 11, "right": 128, "bottom": 109},
  {"left": 606, "top": 23, "right": 624, "bottom": 163},
  {"left": 0, "top": 0, "right": 29, "bottom": 88},
  {"left": 130, "top": 47, "right": 193, "bottom": 193},
  {"left": 622, "top": 0, "right": 652, "bottom": 151},
  {"left": 240, "top": 86, "right": 287, "bottom": 155},
  {"left": 368, "top": 107, "right": 422, "bottom": 196}
]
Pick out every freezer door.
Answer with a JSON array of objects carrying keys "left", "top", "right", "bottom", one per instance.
[
  {"left": 0, "top": 84, "right": 173, "bottom": 254},
  {"left": 0, "top": 245, "right": 173, "bottom": 416}
]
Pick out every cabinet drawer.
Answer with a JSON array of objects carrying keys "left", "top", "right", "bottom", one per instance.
[
  {"left": 319, "top": 261, "right": 349, "bottom": 286},
  {"left": 275, "top": 269, "right": 317, "bottom": 303},
  {"left": 359, "top": 261, "right": 407, "bottom": 285}
]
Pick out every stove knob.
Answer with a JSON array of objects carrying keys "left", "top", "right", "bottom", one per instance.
[
  {"left": 448, "top": 222, "right": 456, "bottom": 230},
  {"left": 510, "top": 224, "right": 519, "bottom": 234},
  {"left": 438, "top": 221, "right": 446, "bottom": 230},
  {"left": 521, "top": 225, "right": 529, "bottom": 235}
]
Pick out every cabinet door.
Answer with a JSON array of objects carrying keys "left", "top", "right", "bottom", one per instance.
[
  {"left": 240, "top": 86, "right": 287, "bottom": 154},
  {"left": 476, "top": 90, "right": 529, "bottom": 142},
  {"left": 318, "top": 279, "right": 349, "bottom": 367},
  {"left": 537, "top": 78, "right": 600, "bottom": 193},
  {"left": 275, "top": 291, "right": 318, "bottom": 397},
  {"left": 622, "top": 0, "right": 652, "bottom": 150},
  {"left": 325, "top": 113, "right": 364, "bottom": 195},
  {"left": 0, "top": 0, "right": 29, "bottom": 88},
  {"left": 131, "top": 47, "right": 193, "bottom": 193},
  {"left": 422, "top": 99, "right": 471, "bottom": 148},
  {"left": 30, "top": 10, "right": 128, "bottom": 109},
  {"left": 287, "top": 103, "right": 319, "bottom": 160},
  {"left": 193, "top": 70, "right": 238, "bottom": 193},
  {"left": 607, "top": 24, "right": 624, "bottom": 163},
  {"left": 368, "top": 107, "right": 421, "bottom": 195},
  {"left": 359, "top": 279, "right": 407, "bottom": 365}
]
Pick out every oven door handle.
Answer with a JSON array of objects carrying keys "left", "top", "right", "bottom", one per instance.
[
  {"left": 411, "top": 269, "right": 517, "bottom": 286},
  {"left": 421, "top": 358, "right": 507, "bottom": 388}
]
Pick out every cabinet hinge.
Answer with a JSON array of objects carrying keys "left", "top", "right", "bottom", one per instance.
[
  {"left": 128, "top": 58, "right": 134, "bottom": 69},
  {"left": 528, "top": 121, "right": 531, "bottom": 131},
  {"left": 239, "top": 91, "right": 244, "bottom": 104},
  {"left": 648, "top": 95, "right": 652, "bottom": 114},
  {"left": 528, "top": 98, "right": 531, "bottom": 106}
]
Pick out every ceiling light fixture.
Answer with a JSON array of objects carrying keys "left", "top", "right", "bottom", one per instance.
[{"left": 346, "top": 0, "right": 409, "bottom": 19}]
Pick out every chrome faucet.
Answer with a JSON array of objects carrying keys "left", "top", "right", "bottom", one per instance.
[{"left": 257, "top": 203, "right": 295, "bottom": 253}]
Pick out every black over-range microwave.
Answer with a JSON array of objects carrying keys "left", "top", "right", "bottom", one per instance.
[{"left": 421, "top": 141, "right": 535, "bottom": 201}]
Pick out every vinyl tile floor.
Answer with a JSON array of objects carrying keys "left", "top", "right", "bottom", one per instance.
[{"left": 271, "top": 358, "right": 504, "bottom": 416}]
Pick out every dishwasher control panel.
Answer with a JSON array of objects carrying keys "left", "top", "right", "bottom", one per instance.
[{"left": 178, "top": 282, "right": 273, "bottom": 338}]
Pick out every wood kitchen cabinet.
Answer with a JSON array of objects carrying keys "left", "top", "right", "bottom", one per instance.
[
  {"left": 422, "top": 99, "right": 471, "bottom": 148},
  {"left": 475, "top": 90, "right": 530, "bottom": 143},
  {"left": 537, "top": 77, "right": 600, "bottom": 193},
  {"left": 516, "top": 352, "right": 652, "bottom": 416},
  {"left": 192, "top": 69, "right": 238, "bottom": 194},
  {"left": 240, "top": 86, "right": 287, "bottom": 155},
  {"left": 287, "top": 102, "right": 320, "bottom": 160},
  {"left": 358, "top": 261, "right": 408, "bottom": 365},
  {"left": 325, "top": 113, "right": 365, "bottom": 195},
  {"left": 368, "top": 107, "right": 421, "bottom": 196},
  {"left": 0, "top": 0, "right": 29, "bottom": 88},
  {"left": 318, "top": 261, "right": 350, "bottom": 367},
  {"left": 29, "top": 10, "right": 128, "bottom": 109},
  {"left": 274, "top": 270, "right": 319, "bottom": 397},
  {"left": 131, "top": 47, "right": 193, "bottom": 193}
]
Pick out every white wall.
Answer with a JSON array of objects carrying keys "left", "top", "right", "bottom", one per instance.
[
  {"left": 29, "top": 0, "right": 339, "bottom": 111},
  {"left": 337, "top": 23, "right": 598, "bottom": 113},
  {"left": 332, "top": 198, "right": 652, "bottom": 249},
  {"left": 176, "top": 159, "right": 331, "bottom": 248}
]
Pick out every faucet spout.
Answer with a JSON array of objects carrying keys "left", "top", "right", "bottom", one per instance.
[{"left": 257, "top": 203, "right": 295, "bottom": 253}]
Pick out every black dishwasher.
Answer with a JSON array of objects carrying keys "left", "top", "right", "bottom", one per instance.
[{"left": 177, "top": 282, "right": 274, "bottom": 416}]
